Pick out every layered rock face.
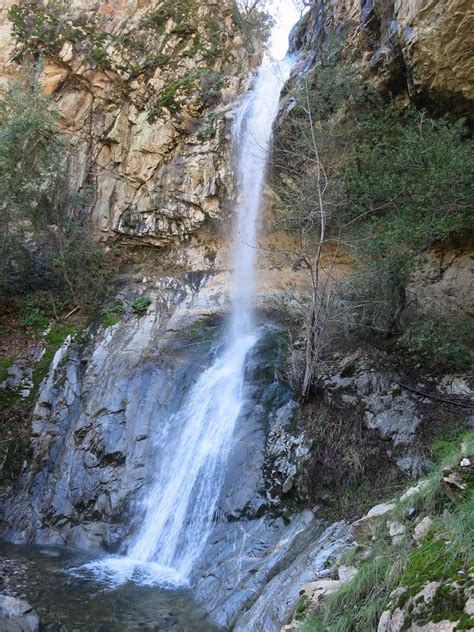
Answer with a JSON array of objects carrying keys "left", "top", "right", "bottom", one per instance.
[
  {"left": 292, "top": 0, "right": 474, "bottom": 115},
  {"left": 2, "top": 0, "right": 256, "bottom": 246}
]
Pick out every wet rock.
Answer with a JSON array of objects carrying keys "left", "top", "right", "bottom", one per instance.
[
  {"left": 0, "top": 594, "right": 40, "bottom": 632},
  {"left": 264, "top": 401, "right": 310, "bottom": 507}
]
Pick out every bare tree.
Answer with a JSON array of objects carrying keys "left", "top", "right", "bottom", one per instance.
[{"left": 270, "top": 72, "right": 358, "bottom": 399}]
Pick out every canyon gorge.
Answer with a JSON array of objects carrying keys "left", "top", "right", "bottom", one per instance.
[{"left": 0, "top": 1, "right": 473, "bottom": 631}]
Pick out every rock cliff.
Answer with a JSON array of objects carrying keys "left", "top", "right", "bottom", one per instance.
[
  {"left": 2, "top": 0, "right": 257, "bottom": 247},
  {"left": 292, "top": 0, "right": 474, "bottom": 116}
]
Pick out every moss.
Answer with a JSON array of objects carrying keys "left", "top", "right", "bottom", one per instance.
[
  {"left": 0, "top": 357, "right": 14, "bottom": 383},
  {"left": 101, "top": 299, "right": 124, "bottom": 329},
  {"left": 32, "top": 324, "right": 76, "bottom": 392}
]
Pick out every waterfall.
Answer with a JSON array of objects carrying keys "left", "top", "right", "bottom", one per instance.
[{"left": 84, "top": 58, "right": 292, "bottom": 588}]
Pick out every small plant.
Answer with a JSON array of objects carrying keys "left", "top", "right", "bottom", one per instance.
[
  {"left": 19, "top": 306, "right": 49, "bottom": 331},
  {"left": 131, "top": 296, "right": 151, "bottom": 316},
  {"left": 101, "top": 299, "right": 124, "bottom": 328}
]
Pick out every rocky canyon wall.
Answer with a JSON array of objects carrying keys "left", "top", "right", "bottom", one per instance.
[
  {"left": 1, "top": 0, "right": 258, "bottom": 248},
  {"left": 292, "top": 0, "right": 474, "bottom": 116}
]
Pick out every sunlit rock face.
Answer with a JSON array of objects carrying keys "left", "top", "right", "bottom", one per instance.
[
  {"left": 291, "top": 0, "right": 474, "bottom": 116},
  {"left": 0, "top": 0, "right": 257, "bottom": 246}
]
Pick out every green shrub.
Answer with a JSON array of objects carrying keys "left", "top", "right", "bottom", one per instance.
[
  {"left": 274, "top": 26, "right": 474, "bottom": 342},
  {"left": 0, "top": 76, "right": 111, "bottom": 313},
  {"left": 131, "top": 296, "right": 152, "bottom": 316},
  {"left": 19, "top": 306, "right": 49, "bottom": 331},
  {"left": 401, "top": 315, "right": 473, "bottom": 373}
]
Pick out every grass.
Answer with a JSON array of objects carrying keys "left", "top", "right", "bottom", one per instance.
[{"left": 298, "top": 434, "right": 474, "bottom": 631}]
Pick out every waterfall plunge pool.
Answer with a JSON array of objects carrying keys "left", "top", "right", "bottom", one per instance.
[{"left": 0, "top": 540, "right": 219, "bottom": 631}]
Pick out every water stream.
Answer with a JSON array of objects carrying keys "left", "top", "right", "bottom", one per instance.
[{"left": 82, "top": 58, "right": 292, "bottom": 589}]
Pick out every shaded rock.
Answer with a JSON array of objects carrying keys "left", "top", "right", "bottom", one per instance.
[{"left": 0, "top": 594, "right": 39, "bottom": 632}]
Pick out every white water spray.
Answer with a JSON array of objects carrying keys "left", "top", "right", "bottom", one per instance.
[{"left": 85, "top": 58, "right": 292, "bottom": 588}]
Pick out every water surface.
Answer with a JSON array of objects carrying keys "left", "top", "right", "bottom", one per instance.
[{"left": 0, "top": 541, "right": 219, "bottom": 631}]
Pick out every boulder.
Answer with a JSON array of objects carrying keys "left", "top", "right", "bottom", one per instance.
[
  {"left": 350, "top": 502, "right": 396, "bottom": 540},
  {"left": 0, "top": 595, "right": 40, "bottom": 632},
  {"left": 300, "top": 579, "right": 343, "bottom": 614},
  {"left": 413, "top": 517, "right": 433, "bottom": 543}
]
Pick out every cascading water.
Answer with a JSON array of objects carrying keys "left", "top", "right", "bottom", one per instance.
[{"left": 84, "top": 58, "right": 292, "bottom": 588}]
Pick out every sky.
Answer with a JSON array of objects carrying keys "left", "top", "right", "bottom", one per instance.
[{"left": 268, "top": 0, "right": 303, "bottom": 59}]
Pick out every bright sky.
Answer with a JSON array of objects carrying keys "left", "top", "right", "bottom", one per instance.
[{"left": 268, "top": 0, "right": 302, "bottom": 59}]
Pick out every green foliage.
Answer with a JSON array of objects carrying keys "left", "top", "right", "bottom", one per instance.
[
  {"left": 401, "top": 315, "right": 474, "bottom": 373},
  {"left": 19, "top": 306, "right": 49, "bottom": 331},
  {"left": 344, "top": 107, "right": 473, "bottom": 334},
  {"left": 232, "top": 1, "right": 274, "bottom": 53},
  {"left": 9, "top": 0, "right": 240, "bottom": 88},
  {"left": 131, "top": 296, "right": 152, "bottom": 316},
  {"left": 0, "top": 76, "right": 62, "bottom": 292},
  {"left": 0, "top": 75, "right": 110, "bottom": 313},
  {"left": 275, "top": 25, "right": 473, "bottom": 354},
  {"left": 101, "top": 300, "right": 124, "bottom": 328},
  {"left": 148, "top": 68, "right": 225, "bottom": 119},
  {"left": 295, "top": 595, "right": 311, "bottom": 621}
]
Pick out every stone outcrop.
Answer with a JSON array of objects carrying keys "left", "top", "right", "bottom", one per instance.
[
  {"left": 378, "top": 581, "right": 474, "bottom": 631},
  {"left": 291, "top": 0, "right": 474, "bottom": 116},
  {"left": 0, "top": 594, "right": 40, "bottom": 632},
  {"left": 1, "top": 0, "right": 256, "bottom": 246}
]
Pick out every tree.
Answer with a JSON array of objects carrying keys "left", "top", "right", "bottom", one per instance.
[{"left": 0, "top": 72, "right": 109, "bottom": 312}]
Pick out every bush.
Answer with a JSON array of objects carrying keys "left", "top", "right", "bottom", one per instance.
[
  {"left": 402, "top": 315, "right": 473, "bottom": 373},
  {"left": 131, "top": 296, "right": 151, "bottom": 316},
  {"left": 274, "top": 26, "right": 474, "bottom": 347}
]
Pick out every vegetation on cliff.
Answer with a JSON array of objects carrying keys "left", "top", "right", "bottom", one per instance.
[{"left": 273, "top": 26, "right": 474, "bottom": 399}]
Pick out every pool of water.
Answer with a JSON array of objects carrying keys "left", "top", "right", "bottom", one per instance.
[{"left": 0, "top": 541, "right": 219, "bottom": 631}]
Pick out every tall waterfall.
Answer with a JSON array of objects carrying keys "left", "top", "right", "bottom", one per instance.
[{"left": 86, "top": 58, "right": 292, "bottom": 588}]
